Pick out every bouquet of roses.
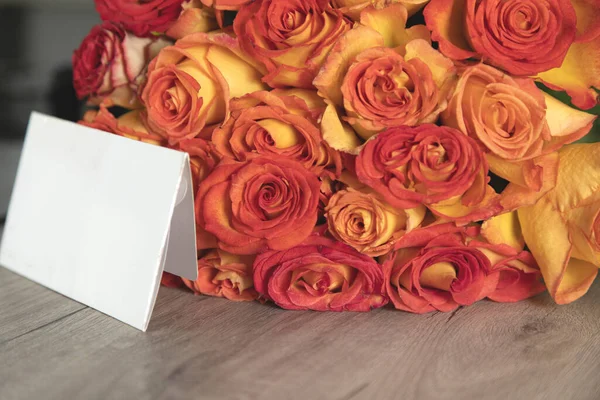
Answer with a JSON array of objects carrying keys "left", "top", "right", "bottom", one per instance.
[{"left": 73, "top": 0, "right": 600, "bottom": 313}]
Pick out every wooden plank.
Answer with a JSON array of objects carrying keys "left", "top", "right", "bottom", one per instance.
[
  {"left": 0, "top": 268, "right": 599, "bottom": 400},
  {"left": 0, "top": 268, "right": 87, "bottom": 343}
]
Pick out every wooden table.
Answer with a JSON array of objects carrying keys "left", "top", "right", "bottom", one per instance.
[{"left": 1, "top": 251, "right": 600, "bottom": 400}]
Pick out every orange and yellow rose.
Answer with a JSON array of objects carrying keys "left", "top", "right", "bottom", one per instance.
[
  {"left": 443, "top": 64, "right": 595, "bottom": 162},
  {"left": 383, "top": 224, "right": 544, "bottom": 313},
  {"left": 518, "top": 143, "right": 600, "bottom": 304},
  {"left": 234, "top": 0, "right": 351, "bottom": 88},
  {"left": 141, "top": 32, "right": 267, "bottom": 145},
  {"left": 314, "top": 6, "right": 455, "bottom": 151},
  {"left": 326, "top": 187, "right": 426, "bottom": 256},
  {"left": 253, "top": 235, "right": 388, "bottom": 311},
  {"left": 212, "top": 90, "right": 342, "bottom": 179},
  {"left": 195, "top": 156, "right": 321, "bottom": 254},
  {"left": 441, "top": 63, "right": 596, "bottom": 212},
  {"left": 183, "top": 250, "right": 258, "bottom": 301}
]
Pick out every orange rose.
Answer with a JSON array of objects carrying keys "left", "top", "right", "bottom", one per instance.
[
  {"left": 141, "top": 32, "right": 267, "bottom": 145},
  {"left": 314, "top": 10, "right": 455, "bottom": 151},
  {"left": 165, "top": 0, "right": 219, "bottom": 40},
  {"left": 355, "top": 124, "right": 498, "bottom": 222},
  {"left": 253, "top": 235, "right": 388, "bottom": 311},
  {"left": 443, "top": 64, "right": 596, "bottom": 161},
  {"left": 331, "top": 0, "right": 430, "bottom": 20},
  {"left": 326, "top": 188, "right": 426, "bottom": 256},
  {"left": 183, "top": 250, "right": 258, "bottom": 301},
  {"left": 233, "top": 0, "right": 351, "bottom": 88},
  {"left": 212, "top": 90, "right": 342, "bottom": 179},
  {"left": 196, "top": 156, "right": 321, "bottom": 254},
  {"left": 80, "top": 105, "right": 165, "bottom": 146},
  {"left": 424, "top": 0, "right": 577, "bottom": 75}
]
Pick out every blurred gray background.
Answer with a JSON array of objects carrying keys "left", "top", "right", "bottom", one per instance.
[{"left": 0, "top": 1, "right": 99, "bottom": 221}]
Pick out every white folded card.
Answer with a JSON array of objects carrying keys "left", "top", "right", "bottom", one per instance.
[{"left": 0, "top": 112, "right": 198, "bottom": 331}]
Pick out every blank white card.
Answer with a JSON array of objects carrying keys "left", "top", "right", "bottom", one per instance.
[{"left": 0, "top": 112, "right": 198, "bottom": 331}]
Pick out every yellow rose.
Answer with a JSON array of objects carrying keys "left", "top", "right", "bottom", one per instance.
[{"left": 518, "top": 143, "right": 600, "bottom": 304}]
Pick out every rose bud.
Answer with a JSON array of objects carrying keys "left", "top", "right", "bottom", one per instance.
[
  {"left": 383, "top": 224, "right": 495, "bottom": 313},
  {"left": 80, "top": 106, "right": 165, "bottom": 146},
  {"left": 326, "top": 187, "right": 426, "bottom": 257},
  {"left": 141, "top": 32, "right": 267, "bottom": 145},
  {"left": 254, "top": 235, "right": 388, "bottom": 311},
  {"left": 72, "top": 22, "right": 169, "bottom": 109},
  {"left": 330, "top": 0, "right": 430, "bottom": 20},
  {"left": 424, "top": 0, "right": 577, "bottom": 76},
  {"left": 314, "top": 7, "right": 455, "bottom": 151},
  {"left": 95, "top": 0, "right": 185, "bottom": 37},
  {"left": 234, "top": 0, "right": 351, "bottom": 88},
  {"left": 212, "top": 90, "right": 342, "bottom": 180},
  {"left": 473, "top": 241, "right": 546, "bottom": 303},
  {"left": 161, "top": 271, "right": 185, "bottom": 288},
  {"left": 518, "top": 143, "right": 600, "bottom": 304},
  {"left": 195, "top": 156, "right": 321, "bottom": 255},
  {"left": 165, "top": 0, "right": 219, "bottom": 40},
  {"left": 356, "top": 124, "right": 500, "bottom": 223},
  {"left": 182, "top": 250, "right": 258, "bottom": 301},
  {"left": 174, "top": 138, "right": 220, "bottom": 193}
]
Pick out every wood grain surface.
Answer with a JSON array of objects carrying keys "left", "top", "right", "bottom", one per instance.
[{"left": 1, "top": 264, "right": 600, "bottom": 400}]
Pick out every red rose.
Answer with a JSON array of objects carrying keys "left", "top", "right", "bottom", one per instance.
[
  {"left": 195, "top": 156, "right": 321, "bottom": 254},
  {"left": 383, "top": 224, "right": 495, "bottom": 313},
  {"left": 95, "top": 0, "right": 185, "bottom": 37},
  {"left": 355, "top": 124, "right": 496, "bottom": 222},
  {"left": 234, "top": 0, "right": 351, "bottom": 88},
  {"left": 254, "top": 235, "right": 388, "bottom": 311},
  {"left": 72, "top": 22, "right": 169, "bottom": 108}
]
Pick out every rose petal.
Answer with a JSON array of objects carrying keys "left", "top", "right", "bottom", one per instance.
[
  {"left": 360, "top": 4, "right": 431, "bottom": 49},
  {"left": 543, "top": 94, "right": 597, "bottom": 152},
  {"left": 481, "top": 212, "right": 525, "bottom": 251},
  {"left": 423, "top": 0, "right": 476, "bottom": 60},
  {"left": 538, "top": 37, "right": 600, "bottom": 110},
  {"left": 314, "top": 25, "right": 384, "bottom": 108}
]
